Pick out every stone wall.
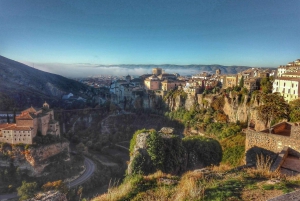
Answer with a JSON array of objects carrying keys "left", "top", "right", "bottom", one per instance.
[{"left": 246, "top": 130, "right": 300, "bottom": 157}]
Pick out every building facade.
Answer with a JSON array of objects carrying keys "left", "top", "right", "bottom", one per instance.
[{"left": 0, "top": 102, "right": 60, "bottom": 144}]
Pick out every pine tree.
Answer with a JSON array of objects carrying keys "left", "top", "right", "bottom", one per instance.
[
  {"left": 6, "top": 113, "right": 10, "bottom": 123},
  {"left": 13, "top": 109, "right": 16, "bottom": 123}
]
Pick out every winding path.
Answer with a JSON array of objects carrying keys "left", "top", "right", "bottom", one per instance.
[
  {"left": 69, "top": 156, "right": 95, "bottom": 187},
  {"left": 0, "top": 157, "right": 95, "bottom": 200}
]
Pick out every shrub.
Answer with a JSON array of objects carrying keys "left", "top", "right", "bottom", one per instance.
[
  {"left": 17, "top": 181, "right": 38, "bottom": 200},
  {"left": 147, "top": 131, "right": 165, "bottom": 171},
  {"left": 183, "top": 136, "right": 222, "bottom": 167}
]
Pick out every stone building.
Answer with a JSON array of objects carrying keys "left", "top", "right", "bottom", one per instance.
[
  {"left": 244, "top": 78, "right": 260, "bottom": 92},
  {"left": 273, "top": 77, "right": 300, "bottom": 102},
  {"left": 224, "top": 75, "right": 238, "bottom": 88},
  {"left": 0, "top": 102, "right": 60, "bottom": 145},
  {"left": 152, "top": 68, "right": 163, "bottom": 75},
  {"left": 161, "top": 80, "right": 185, "bottom": 91},
  {"left": 144, "top": 75, "right": 161, "bottom": 91}
]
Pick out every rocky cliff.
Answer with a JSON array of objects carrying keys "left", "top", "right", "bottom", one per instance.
[
  {"left": 127, "top": 128, "right": 222, "bottom": 175},
  {"left": 0, "top": 142, "right": 69, "bottom": 176},
  {"left": 163, "top": 91, "right": 266, "bottom": 131}
]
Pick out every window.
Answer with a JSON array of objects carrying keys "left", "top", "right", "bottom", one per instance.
[{"left": 284, "top": 83, "right": 286, "bottom": 87}]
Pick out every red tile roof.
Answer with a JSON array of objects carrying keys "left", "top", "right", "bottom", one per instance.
[
  {"left": 16, "top": 112, "right": 36, "bottom": 120},
  {"left": 3, "top": 125, "right": 33, "bottom": 131}
]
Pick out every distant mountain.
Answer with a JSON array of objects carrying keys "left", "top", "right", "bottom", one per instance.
[
  {"left": 93, "top": 64, "right": 257, "bottom": 74},
  {"left": 0, "top": 55, "right": 90, "bottom": 110}
]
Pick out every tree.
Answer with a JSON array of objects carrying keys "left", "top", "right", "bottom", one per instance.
[
  {"left": 6, "top": 113, "right": 10, "bottom": 123},
  {"left": 17, "top": 181, "right": 38, "bottom": 200},
  {"left": 239, "top": 76, "right": 244, "bottom": 88},
  {"left": 13, "top": 109, "right": 16, "bottom": 123},
  {"left": 289, "top": 99, "right": 300, "bottom": 122},
  {"left": 260, "top": 76, "right": 274, "bottom": 94},
  {"left": 256, "top": 93, "right": 290, "bottom": 127}
]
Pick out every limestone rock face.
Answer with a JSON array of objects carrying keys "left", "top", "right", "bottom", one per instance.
[
  {"left": 0, "top": 142, "right": 69, "bottom": 176},
  {"left": 26, "top": 191, "right": 67, "bottom": 201},
  {"left": 164, "top": 92, "right": 266, "bottom": 131},
  {"left": 159, "top": 127, "right": 175, "bottom": 134},
  {"left": 222, "top": 95, "right": 266, "bottom": 131}
]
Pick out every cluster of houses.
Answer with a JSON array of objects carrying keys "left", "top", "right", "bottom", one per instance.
[
  {"left": 108, "top": 59, "right": 300, "bottom": 104},
  {"left": 108, "top": 66, "right": 278, "bottom": 105}
]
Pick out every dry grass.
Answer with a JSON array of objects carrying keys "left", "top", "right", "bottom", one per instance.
[
  {"left": 92, "top": 175, "right": 142, "bottom": 201},
  {"left": 246, "top": 154, "right": 280, "bottom": 179},
  {"left": 144, "top": 170, "right": 173, "bottom": 181},
  {"left": 131, "top": 186, "right": 175, "bottom": 201},
  {"left": 211, "top": 163, "right": 232, "bottom": 173},
  {"left": 173, "top": 171, "right": 205, "bottom": 201}
]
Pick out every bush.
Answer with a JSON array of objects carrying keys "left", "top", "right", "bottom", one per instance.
[
  {"left": 183, "top": 136, "right": 222, "bottom": 167},
  {"left": 221, "top": 134, "right": 245, "bottom": 167},
  {"left": 42, "top": 180, "right": 68, "bottom": 193},
  {"left": 147, "top": 131, "right": 165, "bottom": 171},
  {"left": 17, "top": 181, "right": 38, "bottom": 200}
]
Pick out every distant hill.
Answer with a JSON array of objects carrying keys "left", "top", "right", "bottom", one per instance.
[
  {"left": 0, "top": 55, "right": 90, "bottom": 110},
  {"left": 94, "top": 64, "right": 255, "bottom": 75}
]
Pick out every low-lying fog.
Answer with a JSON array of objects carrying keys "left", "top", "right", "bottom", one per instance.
[{"left": 23, "top": 62, "right": 202, "bottom": 77}]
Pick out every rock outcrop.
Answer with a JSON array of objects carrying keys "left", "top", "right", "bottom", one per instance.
[
  {"left": 26, "top": 191, "right": 67, "bottom": 201},
  {"left": 0, "top": 142, "right": 69, "bottom": 176},
  {"left": 127, "top": 128, "right": 222, "bottom": 175},
  {"left": 164, "top": 92, "right": 267, "bottom": 131}
]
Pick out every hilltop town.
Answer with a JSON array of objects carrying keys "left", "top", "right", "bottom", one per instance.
[{"left": 2, "top": 59, "right": 300, "bottom": 201}]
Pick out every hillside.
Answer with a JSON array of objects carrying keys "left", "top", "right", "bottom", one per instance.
[{"left": 0, "top": 55, "right": 90, "bottom": 110}]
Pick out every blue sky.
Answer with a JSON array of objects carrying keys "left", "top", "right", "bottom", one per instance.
[{"left": 0, "top": 0, "right": 299, "bottom": 68}]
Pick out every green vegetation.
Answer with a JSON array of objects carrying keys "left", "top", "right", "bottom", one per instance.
[
  {"left": 256, "top": 93, "right": 289, "bottom": 127},
  {"left": 42, "top": 180, "right": 68, "bottom": 193},
  {"left": 163, "top": 89, "right": 187, "bottom": 100},
  {"left": 93, "top": 167, "right": 300, "bottom": 201},
  {"left": 206, "top": 122, "right": 242, "bottom": 139},
  {"left": 130, "top": 129, "right": 222, "bottom": 175},
  {"left": 147, "top": 131, "right": 166, "bottom": 170},
  {"left": 220, "top": 133, "right": 245, "bottom": 166},
  {"left": 183, "top": 136, "right": 222, "bottom": 167},
  {"left": 289, "top": 99, "right": 300, "bottom": 122},
  {"left": 17, "top": 181, "right": 38, "bottom": 200},
  {"left": 129, "top": 129, "right": 149, "bottom": 155},
  {"left": 260, "top": 76, "right": 274, "bottom": 94}
]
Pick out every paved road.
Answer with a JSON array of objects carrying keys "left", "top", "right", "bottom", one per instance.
[
  {"left": 0, "top": 192, "right": 17, "bottom": 201},
  {"left": 69, "top": 156, "right": 96, "bottom": 187},
  {"left": 0, "top": 157, "right": 95, "bottom": 200}
]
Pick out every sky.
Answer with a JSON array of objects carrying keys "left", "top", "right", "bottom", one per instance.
[{"left": 0, "top": 0, "right": 300, "bottom": 74}]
